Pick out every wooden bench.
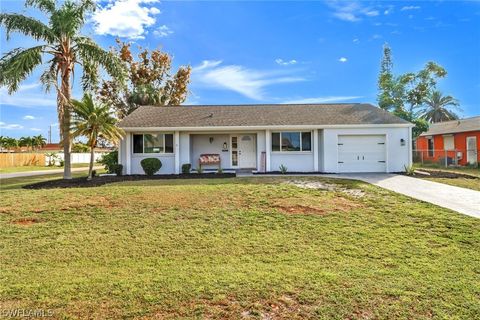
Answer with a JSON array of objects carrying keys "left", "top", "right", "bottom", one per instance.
[{"left": 198, "top": 154, "right": 221, "bottom": 170}]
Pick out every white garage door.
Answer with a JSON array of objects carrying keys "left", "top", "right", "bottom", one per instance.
[{"left": 338, "top": 135, "right": 386, "bottom": 173}]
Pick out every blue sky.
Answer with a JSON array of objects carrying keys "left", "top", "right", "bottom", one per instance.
[{"left": 1, "top": 0, "right": 479, "bottom": 140}]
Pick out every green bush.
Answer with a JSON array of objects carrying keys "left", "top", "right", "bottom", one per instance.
[
  {"left": 279, "top": 164, "right": 288, "bottom": 174},
  {"left": 181, "top": 163, "right": 191, "bottom": 174},
  {"left": 110, "top": 164, "right": 123, "bottom": 176},
  {"left": 98, "top": 151, "right": 118, "bottom": 173},
  {"left": 140, "top": 158, "right": 162, "bottom": 176},
  {"left": 72, "top": 142, "right": 89, "bottom": 153}
]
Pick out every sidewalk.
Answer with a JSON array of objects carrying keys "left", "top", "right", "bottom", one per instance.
[{"left": 0, "top": 166, "right": 103, "bottom": 179}]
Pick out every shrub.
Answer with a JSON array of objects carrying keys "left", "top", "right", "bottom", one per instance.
[
  {"left": 45, "top": 152, "right": 59, "bottom": 166},
  {"left": 279, "top": 164, "right": 288, "bottom": 174},
  {"left": 140, "top": 158, "right": 162, "bottom": 176},
  {"left": 59, "top": 159, "right": 64, "bottom": 167},
  {"left": 197, "top": 166, "right": 203, "bottom": 174},
  {"left": 404, "top": 165, "right": 415, "bottom": 176},
  {"left": 72, "top": 142, "right": 89, "bottom": 153},
  {"left": 110, "top": 164, "right": 123, "bottom": 176},
  {"left": 91, "top": 170, "right": 97, "bottom": 178},
  {"left": 217, "top": 168, "right": 223, "bottom": 174},
  {"left": 98, "top": 150, "right": 118, "bottom": 173},
  {"left": 181, "top": 163, "right": 191, "bottom": 174}
]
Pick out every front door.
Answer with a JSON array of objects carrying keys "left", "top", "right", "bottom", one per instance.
[
  {"left": 466, "top": 136, "right": 478, "bottom": 165},
  {"left": 231, "top": 135, "right": 256, "bottom": 168}
]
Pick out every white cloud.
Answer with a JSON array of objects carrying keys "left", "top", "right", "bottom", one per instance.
[
  {"left": 92, "top": 0, "right": 161, "bottom": 39},
  {"left": 30, "top": 128, "right": 42, "bottom": 132},
  {"left": 353, "top": 38, "right": 360, "bottom": 44},
  {"left": 23, "top": 115, "right": 35, "bottom": 120},
  {"left": 275, "top": 58, "right": 297, "bottom": 66},
  {"left": 338, "top": 57, "right": 348, "bottom": 63},
  {"left": 372, "top": 34, "right": 382, "bottom": 40},
  {"left": 153, "top": 25, "right": 173, "bottom": 37},
  {"left": 364, "top": 10, "right": 379, "bottom": 17},
  {"left": 0, "top": 85, "right": 56, "bottom": 109},
  {"left": 192, "top": 60, "right": 305, "bottom": 100},
  {"left": 401, "top": 6, "right": 420, "bottom": 11},
  {"left": 282, "top": 96, "right": 363, "bottom": 104},
  {"left": 327, "top": 1, "right": 381, "bottom": 22},
  {"left": 0, "top": 121, "right": 24, "bottom": 130}
]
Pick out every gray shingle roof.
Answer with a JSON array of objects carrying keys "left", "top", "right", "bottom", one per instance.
[
  {"left": 119, "top": 103, "right": 410, "bottom": 128},
  {"left": 419, "top": 116, "right": 480, "bottom": 136}
]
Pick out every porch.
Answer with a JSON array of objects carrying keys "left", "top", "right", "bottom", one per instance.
[{"left": 188, "top": 133, "right": 263, "bottom": 172}]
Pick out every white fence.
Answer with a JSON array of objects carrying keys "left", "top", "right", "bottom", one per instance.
[{"left": 46, "top": 152, "right": 107, "bottom": 166}]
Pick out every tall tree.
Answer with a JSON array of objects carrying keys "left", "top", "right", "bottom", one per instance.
[
  {"left": 0, "top": 0, "right": 125, "bottom": 179},
  {"left": 377, "top": 44, "right": 449, "bottom": 137},
  {"left": 33, "top": 134, "right": 47, "bottom": 150},
  {"left": 99, "top": 40, "right": 191, "bottom": 119},
  {"left": 420, "top": 90, "right": 460, "bottom": 123},
  {"left": 71, "top": 94, "right": 124, "bottom": 180},
  {"left": 19, "top": 136, "right": 34, "bottom": 150},
  {"left": 377, "top": 43, "right": 447, "bottom": 117}
]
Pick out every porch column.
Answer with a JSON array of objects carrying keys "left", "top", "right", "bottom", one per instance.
[
  {"left": 174, "top": 131, "right": 180, "bottom": 174},
  {"left": 313, "top": 129, "right": 319, "bottom": 172},
  {"left": 125, "top": 132, "right": 131, "bottom": 175},
  {"left": 265, "top": 129, "right": 271, "bottom": 172}
]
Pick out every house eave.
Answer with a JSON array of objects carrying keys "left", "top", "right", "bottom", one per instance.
[{"left": 120, "top": 123, "right": 413, "bottom": 132}]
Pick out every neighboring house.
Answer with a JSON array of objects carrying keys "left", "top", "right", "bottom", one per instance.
[
  {"left": 118, "top": 103, "right": 413, "bottom": 174},
  {"left": 416, "top": 116, "right": 480, "bottom": 166}
]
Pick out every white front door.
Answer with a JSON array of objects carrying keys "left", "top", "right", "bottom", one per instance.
[
  {"left": 231, "top": 135, "right": 256, "bottom": 168},
  {"left": 338, "top": 135, "right": 387, "bottom": 173},
  {"left": 466, "top": 136, "right": 478, "bottom": 164}
]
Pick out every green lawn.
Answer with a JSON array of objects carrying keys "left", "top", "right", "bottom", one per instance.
[
  {"left": 0, "top": 176, "right": 479, "bottom": 319},
  {"left": 0, "top": 163, "right": 91, "bottom": 174},
  {"left": 414, "top": 164, "right": 480, "bottom": 191}
]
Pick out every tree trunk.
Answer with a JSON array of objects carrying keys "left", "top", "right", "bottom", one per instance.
[
  {"left": 61, "top": 65, "right": 72, "bottom": 179},
  {"left": 87, "top": 144, "right": 95, "bottom": 180}
]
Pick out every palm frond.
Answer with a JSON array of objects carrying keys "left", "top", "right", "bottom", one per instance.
[
  {"left": 39, "top": 58, "right": 59, "bottom": 93},
  {"left": 0, "top": 13, "right": 55, "bottom": 42},
  {"left": 25, "top": 0, "right": 56, "bottom": 14},
  {"left": 50, "top": 0, "right": 95, "bottom": 39},
  {"left": 75, "top": 37, "right": 126, "bottom": 87},
  {"left": 0, "top": 46, "right": 45, "bottom": 93}
]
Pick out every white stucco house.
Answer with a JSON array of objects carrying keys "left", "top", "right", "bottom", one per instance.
[{"left": 118, "top": 103, "right": 413, "bottom": 174}]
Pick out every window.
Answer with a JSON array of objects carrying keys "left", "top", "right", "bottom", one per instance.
[
  {"left": 272, "top": 133, "right": 280, "bottom": 151},
  {"left": 133, "top": 134, "right": 143, "bottom": 153},
  {"left": 272, "top": 131, "right": 312, "bottom": 152},
  {"left": 443, "top": 135, "right": 454, "bottom": 151},
  {"left": 427, "top": 137, "right": 434, "bottom": 157},
  {"left": 132, "top": 133, "right": 174, "bottom": 154},
  {"left": 144, "top": 134, "right": 163, "bottom": 153}
]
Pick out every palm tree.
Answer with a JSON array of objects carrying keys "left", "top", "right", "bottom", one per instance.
[
  {"left": 4, "top": 137, "right": 19, "bottom": 150},
  {"left": 420, "top": 90, "right": 461, "bottom": 123},
  {"left": 33, "top": 134, "right": 47, "bottom": 150},
  {"left": 71, "top": 94, "right": 124, "bottom": 180},
  {"left": 0, "top": 0, "right": 125, "bottom": 179},
  {"left": 19, "top": 136, "right": 34, "bottom": 151}
]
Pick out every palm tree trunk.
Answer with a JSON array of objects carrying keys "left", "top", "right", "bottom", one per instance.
[
  {"left": 87, "top": 144, "right": 95, "bottom": 180},
  {"left": 61, "top": 65, "right": 72, "bottom": 179}
]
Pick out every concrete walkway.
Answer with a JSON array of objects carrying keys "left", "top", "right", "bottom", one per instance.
[
  {"left": 0, "top": 166, "right": 102, "bottom": 179},
  {"left": 330, "top": 173, "right": 480, "bottom": 218}
]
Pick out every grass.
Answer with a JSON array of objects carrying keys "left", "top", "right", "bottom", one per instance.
[
  {"left": 413, "top": 163, "right": 480, "bottom": 191},
  {"left": 0, "top": 176, "right": 479, "bottom": 319},
  {"left": 0, "top": 163, "right": 91, "bottom": 174}
]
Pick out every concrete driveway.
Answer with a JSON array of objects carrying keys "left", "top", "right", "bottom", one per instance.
[{"left": 334, "top": 173, "right": 480, "bottom": 218}]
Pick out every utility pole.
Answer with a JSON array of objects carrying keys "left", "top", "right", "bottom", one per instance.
[{"left": 48, "top": 125, "right": 52, "bottom": 144}]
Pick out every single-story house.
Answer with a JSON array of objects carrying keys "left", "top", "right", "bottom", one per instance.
[
  {"left": 416, "top": 116, "right": 480, "bottom": 166},
  {"left": 118, "top": 103, "right": 413, "bottom": 174}
]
